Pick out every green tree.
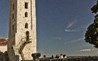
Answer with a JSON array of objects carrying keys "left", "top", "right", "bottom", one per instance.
[{"left": 85, "top": 1, "right": 98, "bottom": 48}]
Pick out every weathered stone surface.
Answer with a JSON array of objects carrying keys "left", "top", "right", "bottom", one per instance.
[{"left": 8, "top": 0, "right": 37, "bottom": 61}]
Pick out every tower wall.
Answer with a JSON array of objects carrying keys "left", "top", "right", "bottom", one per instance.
[{"left": 8, "top": 0, "right": 37, "bottom": 61}]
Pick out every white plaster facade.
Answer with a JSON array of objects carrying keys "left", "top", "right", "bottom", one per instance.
[
  {"left": 8, "top": 0, "right": 37, "bottom": 61},
  {"left": 0, "top": 38, "right": 7, "bottom": 53},
  {"left": 0, "top": 46, "right": 7, "bottom": 53}
]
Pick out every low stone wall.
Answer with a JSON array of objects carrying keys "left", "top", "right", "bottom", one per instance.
[{"left": 0, "top": 51, "right": 9, "bottom": 61}]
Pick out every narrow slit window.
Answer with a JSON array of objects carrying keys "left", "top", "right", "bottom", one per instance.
[
  {"left": 25, "top": 2, "right": 28, "bottom": 9},
  {"left": 12, "top": 14, "right": 14, "bottom": 19},
  {"left": 25, "top": 23, "right": 28, "bottom": 28},
  {"left": 26, "top": 31, "right": 29, "bottom": 41},
  {"left": 25, "top": 12, "right": 28, "bottom": 17},
  {"left": 12, "top": 25, "right": 14, "bottom": 31},
  {"left": 13, "top": 4, "right": 14, "bottom": 10}
]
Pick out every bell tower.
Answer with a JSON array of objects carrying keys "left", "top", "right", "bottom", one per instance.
[{"left": 8, "top": 0, "right": 37, "bottom": 61}]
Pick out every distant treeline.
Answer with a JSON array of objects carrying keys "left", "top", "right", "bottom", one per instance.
[{"left": 39, "top": 56, "right": 98, "bottom": 61}]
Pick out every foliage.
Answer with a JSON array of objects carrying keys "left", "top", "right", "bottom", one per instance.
[{"left": 85, "top": 1, "right": 98, "bottom": 48}]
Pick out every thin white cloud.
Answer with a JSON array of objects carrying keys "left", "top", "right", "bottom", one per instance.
[
  {"left": 80, "top": 48, "right": 98, "bottom": 52},
  {"left": 65, "top": 20, "right": 81, "bottom": 32},
  {"left": 64, "top": 29, "right": 80, "bottom": 32},
  {"left": 66, "top": 20, "right": 76, "bottom": 28},
  {"left": 66, "top": 23, "right": 73, "bottom": 28},
  {"left": 65, "top": 19, "right": 86, "bottom": 32},
  {"left": 64, "top": 37, "right": 84, "bottom": 45},
  {"left": 80, "top": 49, "right": 92, "bottom": 52}
]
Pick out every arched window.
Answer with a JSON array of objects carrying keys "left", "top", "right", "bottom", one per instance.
[
  {"left": 25, "top": 12, "right": 28, "bottom": 17},
  {"left": 26, "top": 31, "right": 29, "bottom": 41},
  {"left": 25, "top": 23, "right": 28, "bottom": 28}
]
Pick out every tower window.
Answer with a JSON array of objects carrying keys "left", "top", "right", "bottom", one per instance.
[
  {"left": 25, "top": 12, "right": 28, "bottom": 17},
  {"left": 25, "top": 23, "right": 28, "bottom": 28},
  {"left": 26, "top": 31, "right": 29, "bottom": 41},
  {"left": 12, "top": 25, "right": 14, "bottom": 32},
  {"left": 25, "top": 2, "right": 28, "bottom": 9},
  {"left": 13, "top": 4, "right": 14, "bottom": 10},
  {"left": 12, "top": 14, "right": 14, "bottom": 19}
]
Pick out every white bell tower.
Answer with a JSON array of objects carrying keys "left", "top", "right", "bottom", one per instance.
[{"left": 8, "top": 0, "right": 37, "bottom": 61}]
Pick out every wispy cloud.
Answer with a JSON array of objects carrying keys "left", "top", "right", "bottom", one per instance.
[
  {"left": 66, "top": 20, "right": 76, "bottom": 28},
  {"left": 64, "top": 37, "right": 84, "bottom": 45},
  {"left": 66, "top": 23, "right": 74, "bottom": 28},
  {"left": 65, "top": 20, "right": 81, "bottom": 32},
  {"left": 65, "top": 29, "right": 80, "bottom": 32},
  {"left": 80, "top": 49, "right": 92, "bottom": 52},
  {"left": 80, "top": 48, "right": 98, "bottom": 52},
  {"left": 65, "top": 19, "right": 86, "bottom": 32}
]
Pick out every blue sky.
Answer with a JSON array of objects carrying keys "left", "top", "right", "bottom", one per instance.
[{"left": 0, "top": 0, "right": 98, "bottom": 56}]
